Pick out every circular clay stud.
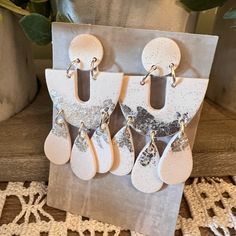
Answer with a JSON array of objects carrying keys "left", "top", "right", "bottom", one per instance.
[
  {"left": 69, "top": 34, "right": 103, "bottom": 71},
  {"left": 142, "top": 37, "right": 181, "bottom": 76}
]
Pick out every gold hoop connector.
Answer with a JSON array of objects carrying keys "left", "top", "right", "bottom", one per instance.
[
  {"left": 127, "top": 116, "right": 134, "bottom": 126},
  {"left": 180, "top": 120, "right": 185, "bottom": 136},
  {"left": 91, "top": 57, "right": 99, "bottom": 80},
  {"left": 140, "top": 65, "right": 158, "bottom": 85},
  {"left": 150, "top": 130, "right": 156, "bottom": 143},
  {"left": 66, "top": 58, "right": 80, "bottom": 78},
  {"left": 169, "top": 63, "right": 177, "bottom": 87},
  {"left": 78, "top": 121, "right": 84, "bottom": 132},
  {"left": 55, "top": 109, "right": 64, "bottom": 126},
  {"left": 100, "top": 110, "right": 110, "bottom": 129}
]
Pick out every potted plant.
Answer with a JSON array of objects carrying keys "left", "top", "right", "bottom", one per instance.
[
  {"left": 0, "top": 0, "right": 51, "bottom": 121},
  {"left": 0, "top": 0, "right": 73, "bottom": 121}
]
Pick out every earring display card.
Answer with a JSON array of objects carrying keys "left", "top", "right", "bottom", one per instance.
[{"left": 47, "top": 23, "right": 218, "bottom": 236}]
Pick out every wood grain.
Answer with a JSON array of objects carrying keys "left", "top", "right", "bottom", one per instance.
[{"left": 0, "top": 61, "right": 51, "bottom": 181}]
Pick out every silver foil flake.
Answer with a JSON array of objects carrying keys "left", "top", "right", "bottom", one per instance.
[
  {"left": 116, "top": 127, "right": 134, "bottom": 153},
  {"left": 74, "top": 133, "right": 88, "bottom": 152},
  {"left": 51, "top": 90, "right": 63, "bottom": 110},
  {"left": 93, "top": 127, "right": 109, "bottom": 149},
  {"left": 51, "top": 116, "right": 68, "bottom": 138},
  {"left": 171, "top": 133, "right": 189, "bottom": 152},
  {"left": 50, "top": 90, "right": 115, "bottom": 130},
  {"left": 120, "top": 103, "right": 180, "bottom": 137},
  {"left": 139, "top": 144, "right": 157, "bottom": 167}
]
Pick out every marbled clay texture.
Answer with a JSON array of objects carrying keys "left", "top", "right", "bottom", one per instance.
[
  {"left": 50, "top": 90, "right": 115, "bottom": 131},
  {"left": 120, "top": 103, "right": 180, "bottom": 137}
]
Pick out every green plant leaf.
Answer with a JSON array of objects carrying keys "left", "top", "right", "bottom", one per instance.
[
  {"left": 179, "top": 0, "right": 228, "bottom": 11},
  {"left": 19, "top": 13, "right": 51, "bottom": 45},
  {"left": 224, "top": 8, "right": 236, "bottom": 19},
  {"left": 0, "top": 0, "right": 30, "bottom": 15},
  {"left": 28, "top": 0, "right": 50, "bottom": 17}
]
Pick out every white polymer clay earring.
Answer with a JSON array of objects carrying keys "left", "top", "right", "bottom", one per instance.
[
  {"left": 110, "top": 116, "right": 135, "bottom": 176},
  {"left": 45, "top": 34, "right": 123, "bottom": 180},
  {"left": 158, "top": 113, "right": 193, "bottom": 185},
  {"left": 131, "top": 130, "right": 163, "bottom": 193},
  {"left": 119, "top": 37, "right": 209, "bottom": 193},
  {"left": 44, "top": 108, "right": 71, "bottom": 165},
  {"left": 70, "top": 121, "right": 97, "bottom": 181},
  {"left": 91, "top": 109, "right": 114, "bottom": 174}
]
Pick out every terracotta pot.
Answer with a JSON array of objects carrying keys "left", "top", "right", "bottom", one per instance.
[
  {"left": 207, "top": 0, "right": 236, "bottom": 113},
  {"left": 0, "top": 8, "right": 37, "bottom": 121}
]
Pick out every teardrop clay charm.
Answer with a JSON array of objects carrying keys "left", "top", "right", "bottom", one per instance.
[
  {"left": 91, "top": 124, "right": 114, "bottom": 173},
  {"left": 70, "top": 131, "right": 97, "bottom": 181},
  {"left": 131, "top": 142, "right": 163, "bottom": 193},
  {"left": 158, "top": 132, "right": 193, "bottom": 185},
  {"left": 110, "top": 126, "right": 135, "bottom": 176},
  {"left": 44, "top": 115, "right": 71, "bottom": 165}
]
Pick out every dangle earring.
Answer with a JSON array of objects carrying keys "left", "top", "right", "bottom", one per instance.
[
  {"left": 70, "top": 122, "right": 97, "bottom": 181},
  {"left": 44, "top": 108, "right": 71, "bottom": 165},
  {"left": 131, "top": 131, "right": 163, "bottom": 193},
  {"left": 119, "top": 37, "right": 208, "bottom": 193},
  {"left": 158, "top": 113, "right": 193, "bottom": 184},
  {"left": 45, "top": 34, "right": 123, "bottom": 180},
  {"left": 110, "top": 116, "right": 135, "bottom": 176},
  {"left": 91, "top": 109, "right": 114, "bottom": 174}
]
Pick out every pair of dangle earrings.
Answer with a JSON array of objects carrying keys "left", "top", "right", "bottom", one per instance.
[
  {"left": 44, "top": 35, "right": 208, "bottom": 193},
  {"left": 70, "top": 109, "right": 113, "bottom": 181}
]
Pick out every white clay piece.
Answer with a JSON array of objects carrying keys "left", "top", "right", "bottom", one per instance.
[
  {"left": 46, "top": 70, "right": 123, "bottom": 130},
  {"left": 69, "top": 34, "right": 104, "bottom": 71},
  {"left": 110, "top": 126, "right": 135, "bottom": 176},
  {"left": 91, "top": 124, "right": 114, "bottom": 173},
  {"left": 131, "top": 142, "right": 163, "bottom": 193},
  {"left": 158, "top": 132, "right": 193, "bottom": 185},
  {"left": 120, "top": 75, "right": 208, "bottom": 137},
  {"left": 142, "top": 37, "right": 181, "bottom": 76},
  {"left": 70, "top": 131, "right": 97, "bottom": 181},
  {"left": 44, "top": 115, "right": 71, "bottom": 165}
]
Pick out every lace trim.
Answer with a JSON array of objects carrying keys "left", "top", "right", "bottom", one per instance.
[{"left": 0, "top": 178, "right": 236, "bottom": 235}]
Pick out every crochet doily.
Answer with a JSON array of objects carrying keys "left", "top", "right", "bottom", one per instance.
[{"left": 0, "top": 177, "right": 236, "bottom": 236}]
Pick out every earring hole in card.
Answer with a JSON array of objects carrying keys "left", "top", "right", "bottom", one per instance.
[
  {"left": 76, "top": 70, "right": 90, "bottom": 102},
  {"left": 150, "top": 76, "right": 166, "bottom": 109}
]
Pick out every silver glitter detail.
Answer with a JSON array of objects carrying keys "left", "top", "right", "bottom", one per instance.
[
  {"left": 50, "top": 90, "right": 115, "bottom": 130},
  {"left": 51, "top": 115, "right": 67, "bottom": 138},
  {"left": 177, "top": 112, "right": 189, "bottom": 124},
  {"left": 139, "top": 143, "right": 157, "bottom": 167},
  {"left": 116, "top": 127, "right": 134, "bottom": 153},
  {"left": 93, "top": 127, "right": 109, "bottom": 149},
  {"left": 171, "top": 133, "right": 189, "bottom": 152},
  {"left": 120, "top": 103, "right": 180, "bottom": 137},
  {"left": 74, "top": 133, "right": 88, "bottom": 152}
]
